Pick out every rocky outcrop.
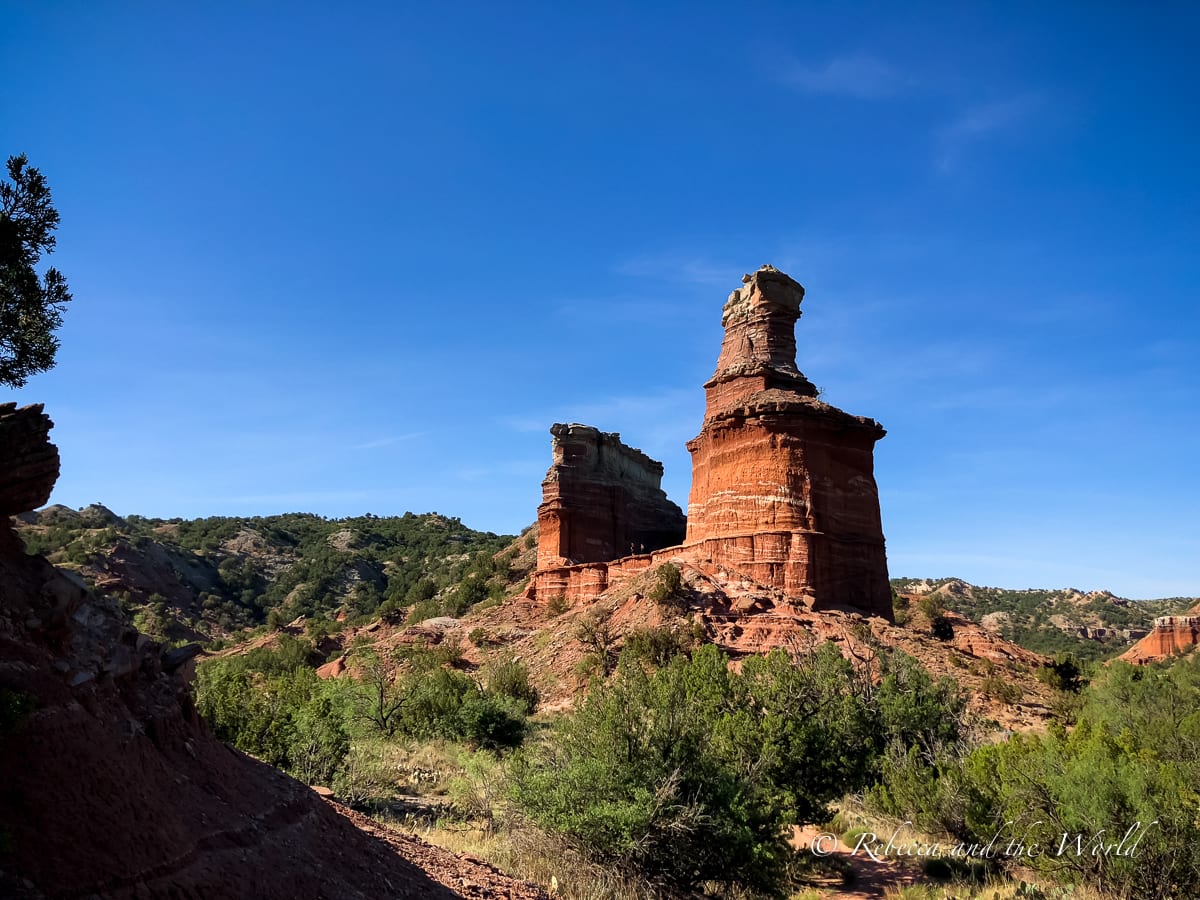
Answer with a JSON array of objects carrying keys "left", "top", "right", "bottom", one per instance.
[
  {"left": 536, "top": 423, "right": 686, "bottom": 568},
  {"left": 1, "top": 403, "right": 59, "bottom": 552},
  {"left": 684, "top": 266, "right": 890, "bottom": 619},
  {"left": 527, "top": 266, "right": 892, "bottom": 620},
  {"left": 1119, "top": 609, "right": 1200, "bottom": 665},
  {"left": 0, "top": 412, "right": 546, "bottom": 899}
]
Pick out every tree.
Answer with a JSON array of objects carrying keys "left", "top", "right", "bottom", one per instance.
[
  {"left": 1, "top": 154, "right": 72, "bottom": 387},
  {"left": 354, "top": 652, "right": 410, "bottom": 737}
]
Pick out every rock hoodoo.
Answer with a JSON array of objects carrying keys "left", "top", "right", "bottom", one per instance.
[
  {"left": 536, "top": 424, "right": 686, "bottom": 569},
  {"left": 528, "top": 265, "right": 892, "bottom": 620},
  {"left": 684, "top": 266, "right": 891, "bottom": 618}
]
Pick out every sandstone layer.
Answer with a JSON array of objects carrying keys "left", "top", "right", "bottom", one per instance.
[{"left": 535, "top": 423, "right": 685, "bottom": 569}]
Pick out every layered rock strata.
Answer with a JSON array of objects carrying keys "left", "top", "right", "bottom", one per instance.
[
  {"left": 528, "top": 266, "right": 892, "bottom": 621},
  {"left": 535, "top": 423, "right": 685, "bottom": 569},
  {"left": 685, "top": 266, "right": 891, "bottom": 618},
  {"left": 1119, "top": 610, "right": 1200, "bottom": 664}
]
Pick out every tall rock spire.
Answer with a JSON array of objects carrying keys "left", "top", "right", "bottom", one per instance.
[
  {"left": 685, "top": 265, "right": 893, "bottom": 619},
  {"left": 706, "top": 265, "right": 818, "bottom": 410}
]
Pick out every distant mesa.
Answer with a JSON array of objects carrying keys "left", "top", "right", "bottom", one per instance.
[{"left": 527, "top": 265, "right": 892, "bottom": 620}]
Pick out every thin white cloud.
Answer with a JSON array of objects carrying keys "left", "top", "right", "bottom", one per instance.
[
  {"left": 352, "top": 432, "right": 426, "bottom": 451},
  {"left": 782, "top": 53, "right": 907, "bottom": 100},
  {"left": 937, "top": 94, "right": 1042, "bottom": 171},
  {"left": 615, "top": 255, "right": 742, "bottom": 287}
]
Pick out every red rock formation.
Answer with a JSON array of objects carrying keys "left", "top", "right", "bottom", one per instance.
[
  {"left": 536, "top": 423, "right": 685, "bottom": 569},
  {"left": 1119, "top": 608, "right": 1200, "bottom": 664},
  {"left": 684, "top": 266, "right": 891, "bottom": 619},
  {"left": 527, "top": 266, "right": 892, "bottom": 621}
]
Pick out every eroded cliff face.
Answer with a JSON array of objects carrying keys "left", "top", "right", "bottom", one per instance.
[
  {"left": 536, "top": 423, "right": 686, "bottom": 568},
  {"left": 1119, "top": 610, "right": 1200, "bottom": 665},
  {"left": 684, "top": 266, "right": 891, "bottom": 619},
  {"left": 0, "top": 406, "right": 545, "bottom": 900}
]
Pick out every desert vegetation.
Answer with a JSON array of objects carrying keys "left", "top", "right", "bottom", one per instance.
[
  {"left": 16, "top": 509, "right": 517, "bottom": 639},
  {"left": 192, "top": 615, "right": 1200, "bottom": 899}
]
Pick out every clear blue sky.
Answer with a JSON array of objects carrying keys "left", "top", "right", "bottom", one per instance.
[{"left": 3, "top": 2, "right": 1197, "bottom": 598}]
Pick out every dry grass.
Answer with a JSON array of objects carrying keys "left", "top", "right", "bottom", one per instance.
[
  {"left": 411, "top": 818, "right": 654, "bottom": 900},
  {"left": 885, "top": 883, "right": 1113, "bottom": 899}
]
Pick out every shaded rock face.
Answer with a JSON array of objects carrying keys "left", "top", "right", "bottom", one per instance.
[
  {"left": 685, "top": 266, "right": 891, "bottom": 619},
  {"left": 1119, "top": 610, "right": 1200, "bottom": 664},
  {"left": 0, "top": 411, "right": 546, "bottom": 899},
  {"left": 0, "top": 403, "right": 60, "bottom": 552},
  {"left": 536, "top": 423, "right": 686, "bottom": 568}
]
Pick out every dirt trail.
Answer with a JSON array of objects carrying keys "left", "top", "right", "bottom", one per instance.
[{"left": 793, "top": 826, "right": 924, "bottom": 898}]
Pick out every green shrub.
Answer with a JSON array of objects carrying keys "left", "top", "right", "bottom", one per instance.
[
  {"left": 512, "top": 642, "right": 963, "bottom": 895},
  {"left": 929, "top": 614, "right": 955, "bottom": 641},
  {"left": 459, "top": 695, "right": 526, "bottom": 750},
  {"left": 913, "top": 655, "right": 1200, "bottom": 899},
  {"left": 622, "top": 625, "right": 690, "bottom": 667},
  {"left": 485, "top": 656, "right": 539, "bottom": 715},
  {"left": 646, "top": 563, "right": 686, "bottom": 610},
  {"left": 1036, "top": 654, "right": 1085, "bottom": 693}
]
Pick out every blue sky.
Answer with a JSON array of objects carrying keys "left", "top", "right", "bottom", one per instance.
[{"left": 3, "top": 2, "right": 1197, "bottom": 598}]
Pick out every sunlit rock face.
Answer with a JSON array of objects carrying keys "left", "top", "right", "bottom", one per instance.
[
  {"left": 529, "top": 265, "right": 892, "bottom": 622},
  {"left": 536, "top": 423, "right": 686, "bottom": 569},
  {"left": 684, "top": 266, "right": 892, "bottom": 619},
  {"left": 1120, "top": 612, "right": 1200, "bottom": 664}
]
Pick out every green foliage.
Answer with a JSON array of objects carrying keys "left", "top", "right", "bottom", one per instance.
[
  {"left": 0, "top": 153, "right": 72, "bottom": 387},
  {"left": 458, "top": 694, "right": 527, "bottom": 750},
  {"left": 512, "top": 642, "right": 964, "bottom": 896},
  {"left": 18, "top": 511, "right": 517, "bottom": 641},
  {"left": 1036, "top": 654, "right": 1085, "bottom": 693},
  {"left": 874, "top": 654, "right": 1200, "bottom": 898},
  {"left": 890, "top": 577, "right": 1194, "bottom": 663},
  {"left": 646, "top": 563, "right": 686, "bottom": 610},
  {"left": 621, "top": 624, "right": 692, "bottom": 667},
  {"left": 194, "top": 640, "right": 348, "bottom": 783},
  {"left": 484, "top": 656, "right": 539, "bottom": 715},
  {"left": 574, "top": 607, "right": 618, "bottom": 677},
  {"left": 929, "top": 614, "right": 955, "bottom": 641}
]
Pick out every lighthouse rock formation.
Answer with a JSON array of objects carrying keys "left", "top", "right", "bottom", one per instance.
[
  {"left": 530, "top": 265, "right": 893, "bottom": 620},
  {"left": 684, "top": 266, "right": 891, "bottom": 617}
]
